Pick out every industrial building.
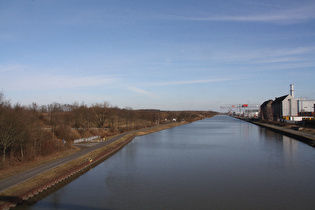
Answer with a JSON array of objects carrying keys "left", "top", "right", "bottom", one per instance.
[
  {"left": 221, "top": 104, "right": 259, "bottom": 118},
  {"left": 260, "top": 100, "right": 273, "bottom": 121},
  {"left": 297, "top": 99, "right": 315, "bottom": 116},
  {"left": 272, "top": 94, "right": 298, "bottom": 121},
  {"left": 260, "top": 84, "right": 315, "bottom": 122}
]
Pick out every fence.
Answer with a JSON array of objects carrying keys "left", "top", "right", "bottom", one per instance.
[{"left": 73, "top": 136, "right": 100, "bottom": 143}]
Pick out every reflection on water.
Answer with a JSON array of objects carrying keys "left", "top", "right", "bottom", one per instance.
[
  {"left": 19, "top": 115, "right": 315, "bottom": 210},
  {"left": 258, "top": 127, "right": 302, "bottom": 170}
]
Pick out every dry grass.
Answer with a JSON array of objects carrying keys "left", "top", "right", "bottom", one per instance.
[
  {"left": 135, "top": 122, "right": 186, "bottom": 136},
  {"left": 0, "top": 147, "right": 80, "bottom": 180}
]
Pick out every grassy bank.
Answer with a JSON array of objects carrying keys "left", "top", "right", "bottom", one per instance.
[{"left": 0, "top": 121, "right": 189, "bottom": 207}]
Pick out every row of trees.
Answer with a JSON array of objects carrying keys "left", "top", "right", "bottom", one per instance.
[{"left": 0, "top": 92, "right": 216, "bottom": 167}]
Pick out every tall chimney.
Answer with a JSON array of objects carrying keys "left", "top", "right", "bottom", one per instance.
[{"left": 290, "top": 84, "right": 294, "bottom": 98}]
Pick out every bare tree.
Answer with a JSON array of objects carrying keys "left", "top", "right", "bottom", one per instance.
[
  {"left": 71, "top": 102, "right": 91, "bottom": 138},
  {"left": 0, "top": 92, "right": 10, "bottom": 108},
  {"left": 120, "top": 108, "right": 135, "bottom": 130},
  {"left": 91, "top": 102, "right": 110, "bottom": 128},
  {"left": 108, "top": 107, "right": 119, "bottom": 131},
  {"left": 0, "top": 104, "right": 26, "bottom": 163}
]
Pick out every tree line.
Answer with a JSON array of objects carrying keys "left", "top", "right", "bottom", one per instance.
[{"left": 0, "top": 92, "right": 216, "bottom": 167}]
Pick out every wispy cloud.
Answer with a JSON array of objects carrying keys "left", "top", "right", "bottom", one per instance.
[
  {"left": 0, "top": 64, "right": 25, "bottom": 73},
  {"left": 213, "top": 45, "right": 315, "bottom": 71},
  {"left": 268, "top": 47, "right": 315, "bottom": 57},
  {"left": 166, "top": 5, "right": 315, "bottom": 24},
  {"left": 0, "top": 63, "right": 121, "bottom": 91},
  {"left": 267, "top": 62, "right": 315, "bottom": 70},
  {"left": 127, "top": 86, "right": 159, "bottom": 99},
  {"left": 1, "top": 74, "right": 119, "bottom": 91},
  {"left": 211, "top": 46, "right": 315, "bottom": 64},
  {"left": 254, "top": 57, "right": 306, "bottom": 64},
  {"left": 142, "top": 78, "right": 235, "bottom": 87}
]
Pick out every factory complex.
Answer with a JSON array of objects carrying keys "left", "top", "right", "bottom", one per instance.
[{"left": 260, "top": 84, "right": 315, "bottom": 122}]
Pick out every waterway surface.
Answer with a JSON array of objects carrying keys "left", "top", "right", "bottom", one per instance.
[{"left": 18, "top": 115, "right": 315, "bottom": 209}]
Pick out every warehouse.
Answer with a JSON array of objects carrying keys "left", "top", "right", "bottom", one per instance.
[{"left": 260, "top": 100, "right": 273, "bottom": 121}]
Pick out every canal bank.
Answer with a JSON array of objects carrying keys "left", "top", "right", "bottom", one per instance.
[
  {"left": 0, "top": 134, "right": 136, "bottom": 210},
  {"left": 19, "top": 115, "right": 315, "bottom": 210},
  {"left": 0, "top": 121, "right": 192, "bottom": 210},
  {"left": 239, "top": 118, "right": 315, "bottom": 147}
]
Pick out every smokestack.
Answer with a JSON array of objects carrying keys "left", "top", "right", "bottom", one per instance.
[{"left": 290, "top": 84, "right": 294, "bottom": 98}]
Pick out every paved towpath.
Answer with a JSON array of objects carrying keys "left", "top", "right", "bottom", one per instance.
[
  {"left": 253, "top": 121, "right": 315, "bottom": 140},
  {"left": 0, "top": 132, "right": 131, "bottom": 192},
  {"left": 0, "top": 122, "right": 185, "bottom": 192}
]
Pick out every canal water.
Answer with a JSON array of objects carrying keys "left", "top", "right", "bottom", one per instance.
[{"left": 19, "top": 115, "right": 315, "bottom": 209}]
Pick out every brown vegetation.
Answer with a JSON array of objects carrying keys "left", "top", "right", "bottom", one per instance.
[
  {"left": 0, "top": 92, "right": 217, "bottom": 171},
  {"left": 0, "top": 122, "right": 195, "bottom": 209}
]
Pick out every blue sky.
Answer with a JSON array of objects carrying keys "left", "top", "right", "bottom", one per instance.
[{"left": 1, "top": 0, "right": 315, "bottom": 111}]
